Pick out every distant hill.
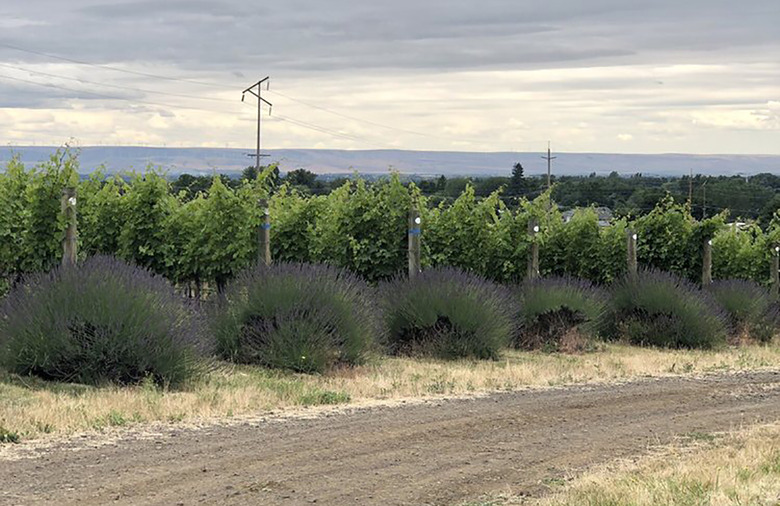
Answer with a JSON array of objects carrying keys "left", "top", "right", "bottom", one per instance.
[{"left": 2, "top": 146, "right": 779, "bottom": 177}]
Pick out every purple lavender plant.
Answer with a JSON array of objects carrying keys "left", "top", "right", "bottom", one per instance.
[
  {"left": 0, "top": 255, "right": 208, "bottom": 386},
  {"left": 379, "top": 267, "right": 516, "bottom": 359},
  {"left": 212, "top": 262, "right": 379, "bottom": 373}
]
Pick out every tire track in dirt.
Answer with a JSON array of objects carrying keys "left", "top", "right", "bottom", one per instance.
[{"left": 1, "top": 371, "right": 779, "bottom": 506}]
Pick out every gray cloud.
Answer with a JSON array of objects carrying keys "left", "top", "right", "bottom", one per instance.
[{"left": 1, "top": 0, "right": 778, "bottom": 75}]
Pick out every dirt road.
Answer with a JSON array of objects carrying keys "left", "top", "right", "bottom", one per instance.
[{"left": 2, "top": 371, "right": 780, "bottom": 506}]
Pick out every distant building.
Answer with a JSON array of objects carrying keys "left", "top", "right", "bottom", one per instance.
[
  {"left": 561, "top": 206, "right": 614, "bottom": 227},
  {"left": 725, "top": 221, "right": 751, "bottom": 231}
]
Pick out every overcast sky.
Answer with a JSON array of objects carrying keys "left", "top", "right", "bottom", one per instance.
[{"left": 0, "top": 0, "right": 778, "bottom": 153}]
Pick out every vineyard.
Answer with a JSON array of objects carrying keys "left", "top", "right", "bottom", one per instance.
[{"left": 1, "top": 150, "right": 779, "bottom": 293}]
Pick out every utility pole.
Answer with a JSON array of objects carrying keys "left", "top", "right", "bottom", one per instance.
[
  {"left": 61, "top": 187, "right": 77, "bottom": 266},
  {"left": 702, "top": 180, "right": 708, "bottom": 219},
  {"left": 242, "top": 77, "right": 272, "bottom": 171},
  {"left": 688, "top": 168, "right": 693, "bottom": 208},
  {"left": 541, "top": 141, "right": 556, "bottom": 190}
]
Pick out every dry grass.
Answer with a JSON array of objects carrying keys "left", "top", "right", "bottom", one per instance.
[
  {"left": 1, "top": 342, "right": 779, "bottom": 442},
  {"left": 469, "top": 422, "right": 780, "bottom": 506}
]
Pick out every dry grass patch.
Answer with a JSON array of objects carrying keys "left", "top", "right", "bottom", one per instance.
[
  {"left": 521, "top": 422, "right": 780, "bottom": 506},
  {"left": 1, "top": 342, "right": 779, "bottom": 441}
]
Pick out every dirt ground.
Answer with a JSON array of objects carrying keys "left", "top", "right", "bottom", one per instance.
[{"left": 2, "top": 371, "right": 779, "bottom": 506}]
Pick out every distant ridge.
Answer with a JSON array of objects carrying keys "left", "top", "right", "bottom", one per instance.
[{"left": 2, "top": 146, "right": 779, "bottom": 177}]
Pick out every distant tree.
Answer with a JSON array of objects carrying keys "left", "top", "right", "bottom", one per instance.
[
  {"left": 475, "top": 177, "right": 508, "bottom": 197},
  {"left": 511, "top": 163, "right": 524, "bottom": 183},
  {"left": 172, "top": 174, "right": 212, "bottom": 200},
  {"left": 436, "top": 175, "right": 447, "bottom": 192},
  {"left": 509, "top": 163, "right": 526, "bottom": 196},
  {"left": 243, "top": 165, "right": 280, "bottom": 185},
  {"left": 284, "top": 168, "right": 318, "bottom": 187},
  {"left": 417, "top": 178, "right": 439, "bottom": 194},
  {"left": 757, "top": 194, "right": 780, "bottom": 228},
  {"left": 241, "top": 166, "right": 258, "bottom": 181},
  {"left": 444, "top": 177, "right": 470, "bottom": 199}
]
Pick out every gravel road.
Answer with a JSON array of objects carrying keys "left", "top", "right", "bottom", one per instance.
[{"left": 2, "top": 371, "right": 779, "bottom": 506}]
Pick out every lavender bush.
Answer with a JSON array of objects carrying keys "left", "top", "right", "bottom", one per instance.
[
  {"left": 517, "top": 276, "right": 607, "bottom": 350},
  {"left": 601, "top": 269, "right": 728, "bottom": 349},
  {"left": 707, "top": 279, "right": 778, "bottom": 342},
  {"left": 380, "top": 267, "right": 516, "bottom": 360},
  {"left": 0, "top": 255, "right": 207, "bottom": 386},
  {"left": 212, "top": 262, "right": 378, "bottom": 373}
]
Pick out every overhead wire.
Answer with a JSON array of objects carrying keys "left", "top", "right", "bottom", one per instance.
[
  {"left": 266, "top": 89, "right": 459, "bottom": 142},
  {"left": 0, "top": 73, "right": 236, "bottom": 114},
  {"left": 0, "top": 70, "right": 398, "bottom": 148},
  {"left": 0, "top": 42, "right": 540, "bottom": 149},
  {"left": 0, "top": 42, "right": 231, "bottom": 89},
  {"left": 0, "top": 44, "right": 445, "bottom": 146},
  {"left": 0, "top": 61, "right": 234, "bottom": 103}
]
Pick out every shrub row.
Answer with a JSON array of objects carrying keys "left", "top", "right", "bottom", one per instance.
[
  {"left": 4, "top": 152, "right": 780, "bottom": 294},
  {"left": 1, "top": 256, "right": 777, "bottom": 388}
]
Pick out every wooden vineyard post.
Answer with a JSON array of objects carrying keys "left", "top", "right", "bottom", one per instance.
[
  {"left": 408, "top": 207, "right": 421, "bottom": 279},
  {"left": 702, "top": 238, "right": 713, "bottom": 286},
  {"left": 772, "top": 246, "right": 779, "bottom": 299},
  {"left": 527, "top": 218, "right": 540, "bottom": 280},
  {"left": 62, "top": 187, "right": 77, "bottom": 266},
  {"left": 626, "top": 228, "right": 638, "bottom": 281},
  {"left": 258, "top": 198, "right": 271, "bottom": 266}
]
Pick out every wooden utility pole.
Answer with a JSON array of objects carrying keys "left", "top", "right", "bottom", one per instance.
[
  {"left": 688, "top": 169, "right": 693, "bottom": 207},
  {"left": 242, "top": 77, "right": 272, "bottom": 171},
  {"left": 408, "top": 208, "right": 421, "bottom": 279},
  {"left": 258, "top": 198, "right": 271, "bottom": 266},
  {"left": 626, "top": 229, "right": 638, "bottom": 280},
  {"left": 527, "top": 218, "right": 540, "bottom": 280},
  {"left": 702, "top": 238, "right": 712, "bottom": 286},
  {"left": 702, "top": 181, "right": 708, "bottom": 219},
  {"left": 772, "top": 247, "right": 779, "bottom": 299},
  {"left": 541, "top": 141, "right": 556, "bottom": 190},
  {"left": 61, "top": 187, "right": 77, "bottom": 266}
]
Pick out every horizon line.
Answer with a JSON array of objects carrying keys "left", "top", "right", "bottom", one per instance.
[{"left": 3, "top": 145, "right": 780, "bottom": 158}]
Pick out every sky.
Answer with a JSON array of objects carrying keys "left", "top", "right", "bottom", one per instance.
[{"left": 0, "top": 0, "right": 778, "bottom": 154}]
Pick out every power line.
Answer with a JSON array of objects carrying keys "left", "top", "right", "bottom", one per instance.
[
  {"left": 0, "top": 45, "right": 398, "bottom": 146},
  {"left": 0, "top": 42, "right": 231, "bottom": 89},
  {"left": 0, "top": 43, "right": 465, "bottom": 144},
  {"left": 0, "top": 61, "right": 233, "bottom": 103},
  {"left": 0, "top": 72, "right": 395, "bottom": 147},
  {"left": 0, "top": 42, "right": 545, "bottom": 149},
  {"left": 0, "top": 72, "right": 238, "bottom": 114},
  {"left": 274, "top": 116, "right": 372, "bottom": 143},
  {"left": 267, "top": 89, "right": 458, "bottom": 143}
]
